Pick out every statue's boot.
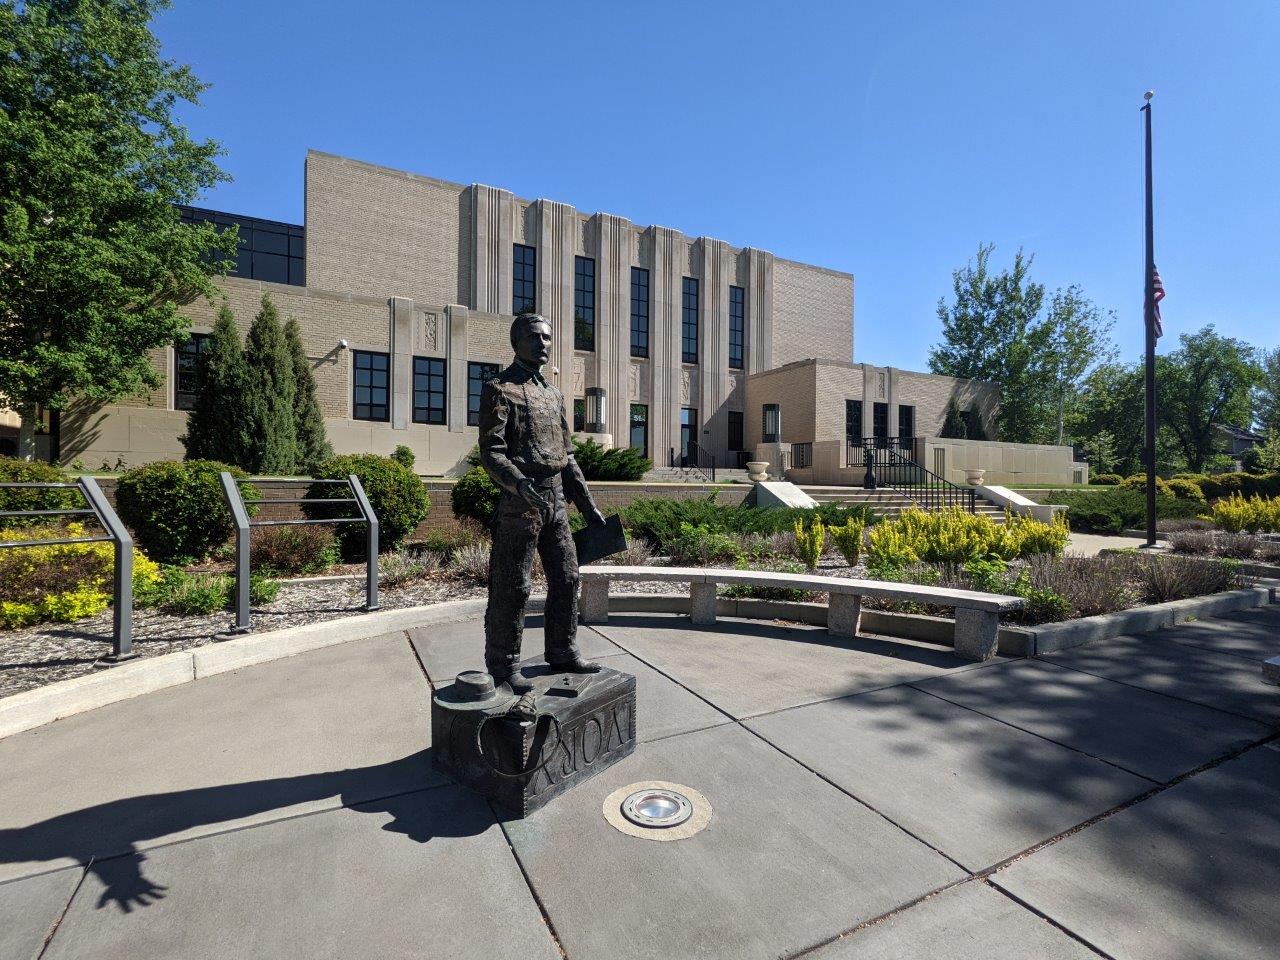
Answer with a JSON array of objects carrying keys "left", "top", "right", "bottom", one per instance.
[
  {"left": 547, "top": 655, "right": 602, "bottom": 674},
  {"left": 494, "top": 669, "right": 533, "bottom": 695}
]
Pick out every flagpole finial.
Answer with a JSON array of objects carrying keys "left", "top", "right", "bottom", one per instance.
[{"left": 1144, "top": 90, "right": 1154, "bottom": 102}]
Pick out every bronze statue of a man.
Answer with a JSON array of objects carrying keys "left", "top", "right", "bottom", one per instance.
[{"left": 477, "top": 313, "right": 606, "bottom": 694}]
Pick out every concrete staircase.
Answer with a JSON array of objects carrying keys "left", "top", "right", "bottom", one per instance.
[
  {"left": 799, "top": 485, "right": 1009, "bottom": 522},
  {"left": 646, "top": 466, "right": 751, "bottom": 484}
]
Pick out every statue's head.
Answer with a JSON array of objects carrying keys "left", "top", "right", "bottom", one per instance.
[{"left": 511, "top": 313, "right": 552, "bottom": 368}]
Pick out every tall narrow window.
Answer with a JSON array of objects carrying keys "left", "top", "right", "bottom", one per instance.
[
  {"left": 573, "top": 398, "right": 585, "bottom": 433},
  {"left": 898, "top": 405, "right": 915, "bottom": 439},
  {"left": 630, "top": 267, "right": 649, "bottom": 358},
  {"left": 353, "top": 350, "right": 390, "bottom": 422},
  {"left": 846, "top": 399, "right": 863, "bottom": 443},
  {"left": 629, "top": 404, "right": 648, "bottom": 457},
  {"left": 174, "top": 333, "right": 211, "bottom": 411},
  {"left": 412, "top": 357, "right": 446, "bottom": 425},
  {"left": 727, "top": 410, "right": 744, "bottom": 452},
  {"left": 574, "top": 256, "right": 595, "bottom": 350},
  {"left": 728, "top": 285, "right": 745, "bottom": 370},
  {"left": 681, "top": 277, "right": 699, "bottom": 363},
  {"left": 873, "top": 401, "right": 889, "bottom": 447},
  {"left": 513, "top": 243, "right": 536, "bottom": 314},
  {"left": 467, "top": 361, "right": 500, "bottom": 426},
  {"left": 762, "top": 403, "right": 781, "bottom": 444}
]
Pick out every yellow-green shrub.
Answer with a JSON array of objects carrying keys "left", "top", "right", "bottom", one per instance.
[
  {"left": 866, "top": 521, "right": 921, "bottom": 570},
  {"left": 793, "top": 518, "right": 825, "bottom": 570},
  {"left": 1120, "top": 474, "right": 1174, "bottom": 498},
  {"left": 1210, "top": 493, "right": 1280, "bottom": 534},
  {"left": 865, "top": 507, "right": 1068, "bottom": 571},
  {"left": 1165, "top": 477, "right": 1206, "bottom": 502},
  {"left": 828, "top": 517, "right": 866, "bottom": 566},
  {"left": 0, "top": 523, "right": 162, "bottom": 628}
]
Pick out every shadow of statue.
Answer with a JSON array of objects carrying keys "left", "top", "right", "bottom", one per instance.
[{"left": 0, "top": 749, "right": 481, "bottom": 912}]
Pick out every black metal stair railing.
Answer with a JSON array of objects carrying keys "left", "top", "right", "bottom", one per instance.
[
  {"left": 846, "top": 437, "right": 976, "bottom": 513},
  {"left": 668, "top": 439, "right": 717, "bottom": 483}
]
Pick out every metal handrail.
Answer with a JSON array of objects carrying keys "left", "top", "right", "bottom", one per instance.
[
  {"left": 0, "top": 477, "right": 135, "bottom": 661},
  {"left": 218, "top": 472, "right": 380, "bottom": 634},
  {"left": 850, "top": 437, "right": 976, "bottom": 514},
  {"left": 669, "top": 439, "right": 717, "bottom": 483}
]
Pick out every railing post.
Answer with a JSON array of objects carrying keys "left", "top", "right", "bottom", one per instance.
[
  {"left": 349, "top": 474, "right": 380, "bottom": 611},
  {"left": 862, "top": 440, "right": 877, "bottom": 490},
  {"left": 710, "top": 454, "right": 716, "bottom": 484},
  {"left": 218, "top": 472, "right": 252, "bottom": 634},
  {"left": 80, "top": 477, "right": 135, "bottom": 662}
]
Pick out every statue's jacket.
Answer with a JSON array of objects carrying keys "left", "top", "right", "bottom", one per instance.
[{"left": 477, "top": 361, "right": 594, "bottom": 515}]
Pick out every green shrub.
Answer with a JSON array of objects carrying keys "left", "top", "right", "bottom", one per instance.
[
  {"left": 1165, "top": 477, "right": 1205, "bottom": 501},
  {"left": 572, "top": 438, "right": 652, "bottom": 481},
  {"left": 249, "top": 525, "right": 339, "bottom": 575},
  {"left": 115, "top": 460, "right": 256, "bottom": 564},
  {"left": 305, "top": 454, "right": 430, "bottom": 557},
  {"left": 140, "top": 567, "right": 278, "bottom": 614},
  {"left": 391, "top": 445, "right": 416, "bottom": 470},
  {"left": 0, "top": 457, "right": 76, "bottom": 523},
  {"left": 864, "top": 507, "right": 1066, "bottom": 570},
  {"left": 621, "top": 494, "right": 874, "bottom": 552},
  {"left": 793, "top": 518, "right": 825, "bottom": 570},
  {"left": 450, "top": 467, "right": 501, "bottom": 526},
  {"left": 667, "top": 522, "right": 743, "bottom": 566},
  {"left": 721, "top": 557, "right": 817, "bottom": 601},
  {"left": 1197, "top": 471, "right": 1280, "bottom": 501},
  {"left": 1209, "top": 493, "right": 1280, "bottom": 533},
  {"left": 1008, "top": 574, "right": 1072, "bottom": 623},
  {"left": 1055, "top": 488, "right": 1203, "bottom": 534},
  {"left": 1090, "top": 473, "right": 1123, "bottom": 486},
  {"left": 828, "top": 517, "right": 866, "bottom": 566},
  {"left": 1120, "top": 474, "right": 1174, "bottom": 497}
]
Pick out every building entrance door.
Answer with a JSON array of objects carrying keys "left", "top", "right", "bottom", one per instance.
[{"left": 680, "top": 407, "right": 697, "bottom": 466}]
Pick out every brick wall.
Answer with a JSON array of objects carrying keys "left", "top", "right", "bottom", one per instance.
[{"left": 772, "top": 258, "right": 853, "bottom": 366}]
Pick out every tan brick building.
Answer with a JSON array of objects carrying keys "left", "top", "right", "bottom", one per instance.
[{"left": 54, "top": 150, "right": 1004, "bottom": 477}]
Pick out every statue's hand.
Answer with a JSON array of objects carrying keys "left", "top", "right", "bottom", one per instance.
[
  {"left": 517, "top": 479, "right": 549, "bottom": 513},
  {"left": 585, "top": 506, "right": 606, "bottom": 527}
]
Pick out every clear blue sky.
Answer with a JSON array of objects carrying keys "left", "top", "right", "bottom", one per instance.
[{"left": 155, "top": 0, "right": 1279, "bottom": 370}]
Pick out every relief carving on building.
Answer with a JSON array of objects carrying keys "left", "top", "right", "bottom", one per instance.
[
  {"left": 628, "top": 364, "right": 642, "bottom": 401},
  {"left": 680, "top": 369, "right": 697, "bottom": 405},
  {"left": 572, "top": 357, "right": 585, "bottom": 396},
  {"left": 726, "top": 373, "right": 741, "bottom": 398},
  {"left": 876, "top": 371, "right": 887, "bottom": 399},
  {"left": 419, "top": 313, "right": 440, "bottom": 353}
]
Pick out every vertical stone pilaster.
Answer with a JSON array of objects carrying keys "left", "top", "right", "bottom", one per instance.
[
  {"left": 592, "top": 213, "right": 633, "bottom": 443},
  {"left": 647, "top": 226, "right": 684, "bottom": 463},
  {"left": 747, "top": 248, "right": 775, "bottom": 374},
  {"left": 533, "top": 199, "right": 577, "bottom": 407},
  {"left": 446, "top": 304, "right": 469, "bottom": 433},
  {"left": 470, "top": 184, "right": 515, "bottom": 313},
  {"left": 390, "top": 296, "right": 414, "bottom": 430},
  {"left": 698, "top": 237, "right": 729, "bottom": 461}
]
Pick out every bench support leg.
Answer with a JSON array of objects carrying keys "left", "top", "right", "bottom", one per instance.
[
  {"left": 828, "top": 593, "right": 862, "bottom": 638},
  {"left": 580, "top": 577, "right": 609, "bottom": 624},
  {"left": 954, "top": 608, "right": 1000, "bottom": 661},
  {"left": 690, "top": 582, "right": 717, "bottom": 626}
]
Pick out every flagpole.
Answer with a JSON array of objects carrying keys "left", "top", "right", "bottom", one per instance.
[{"left": 1142, "top": 91, "right": 1157, "bottom": 548}]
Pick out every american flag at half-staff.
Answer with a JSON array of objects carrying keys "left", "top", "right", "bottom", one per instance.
[{"left": 1150, "top": 264, "right": 1165, "bottom": 338}]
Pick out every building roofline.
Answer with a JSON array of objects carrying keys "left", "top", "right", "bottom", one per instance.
[{"left": 745, "top": 356, "right": 996, "bottom": 389}]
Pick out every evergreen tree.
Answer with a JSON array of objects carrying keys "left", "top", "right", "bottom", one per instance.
[
  {"left": 966, "top": 405, "right": 989, "bottom": 441},
  {"left": 285, "top": 317, "right": 331, "bottom": 472},
  {"left": 181, "top": 302, "right": 247, "bottom": 463},
  {"left": 940, "top": 397, "right": 968, "bottom": 439},
  {"left": 241, "top": 295, "right": 296, "bottom": 474}
]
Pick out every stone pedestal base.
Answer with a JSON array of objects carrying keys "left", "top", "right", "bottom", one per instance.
[
  {"left": 954, "top": 608, "right": 999, "bottom": 661},
  {"left": 828, "top": 594, "right": 862, "bottom": 638},
  {"left": 432, "top": 661, "right": 636, "bottom": 817},
  {"left": 690, "top": 582, "right": 717, "bottom": 625}
]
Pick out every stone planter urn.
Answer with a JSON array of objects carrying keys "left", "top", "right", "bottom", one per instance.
[
  {"left": 746, "top": 461, "right": 770, "bottom": 482},
  {"left": 964, "top": 467, "right": 987, "bottom": 485}
]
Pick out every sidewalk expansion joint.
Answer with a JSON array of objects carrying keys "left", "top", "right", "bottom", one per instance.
[
  {"left": 36, "top": 859, "right": 90, "bottom": 960},
  {"left": 492, "top": 802, "right": 568, "bottom": 960},
  {"left": 986, "top": 879, "right": 1118, "bottom": 959}
]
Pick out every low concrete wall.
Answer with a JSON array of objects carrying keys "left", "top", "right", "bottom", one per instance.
[{"left": 785, "top": 437, "right": 1082, "bottom": 487}]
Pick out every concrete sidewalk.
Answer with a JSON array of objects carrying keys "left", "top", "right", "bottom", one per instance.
[{"left": 1, "top": 606, "right": 1277, "bottom": 959}]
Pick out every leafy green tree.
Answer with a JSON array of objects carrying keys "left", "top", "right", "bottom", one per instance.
[
  {"left": 1158, "top": 326, "right": 1259, "bottom": 472},
  {"left": 240, "top": 296, "right": 296, "bottom": 474},
  {"left": 1081, "top": 429, "right": 1118, "bottom": 475},
  {"left": 0, "top": 0, "right": 235, "bottom": 458},
  {"left": 181, "top": 303, "right": 247, "bottom": 463},
  {"left": 284, "top": 317, "right": 331, "bottom": 472},
  {"left": 1255, "top": 346, "right": 1280, "bottom": 435},
  {"left": 939, "top": 397, "right": 967, "bottom": 439},
  {"left": 1041, "top": 285, "right": 1116, "bottom": 444},
  {"left": 1067, "top": 363, "right": 1146, "bottom": 476}
]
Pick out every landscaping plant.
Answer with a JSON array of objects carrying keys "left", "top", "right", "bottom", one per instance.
[
  {"left": 451, "top": 467, "right": 501, "bottom": 526},
  {"left": 115, "top": 460, "right": 257, "bottom": 564},
  {"left": 0, "top": 457, "right": 76, "bottom": 522},
  {"left": 305, "top": 453, "right": 430, "bottom": 557},
  {"left": 793, "top": 518, "right": 825, "bottom": 570},
  {"left": 249, "top": 525, "right": 340, "bottom": 575},
  {"left": 380, "top": 549, "right": 443, "bottom": 587},
  {"left": 827, "top": 517, "right": 865, "bottom": 566},
  {"left": 572, "top": 438, "right": 652, "bottom": 481}
]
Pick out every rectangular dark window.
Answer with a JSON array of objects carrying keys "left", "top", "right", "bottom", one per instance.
[
  {"left": 898, "top": 404, "right": 915, "bottom": 439},
  {"left": 629, "top": 404, "right": 648, "bottom": 457},
  {"left": 573, "top": 398, "right": 585, "bottom": 433},
  {"left": 681, "top": 277, "right": 699, "bottom": 364},
  {"left": 846, "top": 399, "right": 863, "bottom": 443},
  {"left": 176, "top": 205, "right": 304, "bottom": 286},
  {"left": 412, "top": 356, "right": 447, "bottom": 425},
  {"left": 728, "top": 286, "right": 745, "bottom": 370},
  {"left": 762, "top": 403, "right": 781, "bottom": 444},
  {"left": 574, "top": 256, "right": 596, "bottom": 351},
  {"left": 174, "top": 333, "right": 211, "bottom": 411},
  {"left": 630, "top": 267, "right": 650, "bottom": 358},
  {"left": 467, "top": 361, "right": 500, "bottom": 427},
  {"left": 873, "top": 401, "right": 889, "bottom": 447},
  {"left": 680, "top": 407, "right": 698, "bottom": 464},
  {"left": 353, "top": 350, "right": 390, "bottom": 422},
  {"left": 513, "top": 243, "right": 537, "bottom": 314},
  {"left": 727, "top": 410, "right": 744, "bottom": 451}
]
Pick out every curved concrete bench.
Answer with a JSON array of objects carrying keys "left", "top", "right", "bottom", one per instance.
[{"left": 579, "top": 565, "right": 1025, "bottom": 661}]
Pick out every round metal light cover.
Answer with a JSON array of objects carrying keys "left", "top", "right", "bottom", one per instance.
[{"left": 621, "top": 789, "right": 693, "bottom": 828}]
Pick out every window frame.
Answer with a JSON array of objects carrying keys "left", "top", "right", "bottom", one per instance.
[
  {"left": 412, "top": 356, "right": 447, "bottom": 426},
  {"left": 846, "top": 399, "right": 864, "bottom": 443},
  {"left": 681, "top": 277, "right": 699, "bottom": 364},
  {"left": 728, "top": 285, "right": 745, "bottom": 370},
  {"left": 174, "top": 332, "right": 212, "bottom": 411},
  {"left": 574, "top": 256, "right": 596, "bottom": 351},
  {"left": 629, "top": 403, "right": 649, "bottom": 458},
  {"left": 630, "top": 266, "right": 650, "bottom": 358},
  {"left": 467, "top": 361, "right": 501, "bottom": 427},
  {"left": 512, "top": 243, "right": 537, "bottom": 314},
  {"left": 352, "top": 349, "right": 391, "bottom": 423},
  {"left": 898, "top": 404, "right": 915, "bottom": 439},
  {"left": 727, "top": 410, "right": 744, "bottom": 452}
]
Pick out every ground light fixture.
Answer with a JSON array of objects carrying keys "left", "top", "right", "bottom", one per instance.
[{"left": 604, "top": 781, "right": 712, "bottom": 841}]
